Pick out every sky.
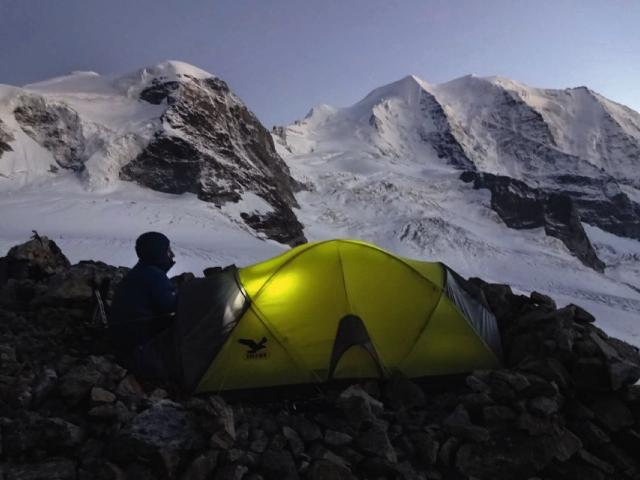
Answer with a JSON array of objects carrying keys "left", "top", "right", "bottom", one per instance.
[{"left": 1, "top": 0, "right": 639, "bottom": 127}]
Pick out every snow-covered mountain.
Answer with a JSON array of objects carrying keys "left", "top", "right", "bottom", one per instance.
[
  {"left": 280, "top": 75, "right": 640, "bottom": 238},
  {"left": 1, "top": 63, "right": 639, "bottom": 345},
  {"left": 273, "top": 73, "right": 640, "bottom": 344},
  {"left": 0, "top": 61, "right": 305, "bottom": 245}
]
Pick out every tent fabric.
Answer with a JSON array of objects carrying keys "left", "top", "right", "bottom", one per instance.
[
  {"left": 177, "top": 239, "right": 502, "bottom": 393},
  {"left": 172, "top": 268, "right": 249, "bottom": 391},
  {"left": 443, "top": 268, "right": 503, "bottom": 361}
]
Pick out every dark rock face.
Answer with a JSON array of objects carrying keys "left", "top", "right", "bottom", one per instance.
[
  {"left": 1, "top": 233, "right": 71, "bottom": 285},
  {"left": 553, "top": 174, "right": 640, "bottom": 241},
  {"left": 0, "top": 118, "right": 14, "bottom": 154},
  {"left": 417, "top": 90, "right": 475, "bottom": 170},
  {"left": 461, "top": 171, "right": 605, "bottom": 271},
  {"left": 121, "top": 76, "right": 306, "bottom": 246},
  {"left": 13, "top": 95, "right": 87, "bottom": 171},
  {"left": 1, "top": 235, "right": 640, "bottom": 480}
]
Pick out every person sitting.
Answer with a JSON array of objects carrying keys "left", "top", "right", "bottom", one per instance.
[{"left": 109, "top": 231, "right": 177, "bottom": 377}]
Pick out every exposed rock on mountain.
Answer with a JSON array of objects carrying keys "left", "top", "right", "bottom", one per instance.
[
  {"left": 461, "top": 171, "right": 605, "bottom": 271},
  {"left": 0, "top": 118, "right": 14, "bottom": 154},
  {"left": 0, "top": 61, "right": 306, "bottom": 246},
  {"left": 277, "top": 73, "right": 640, "bottom": 251},
  {"left": 552, "top": 175, "right": 640, "bottom": 241},
  {"left": 13, "top": 95, "right": 87, "bottom": 171},
  {"left": 122, "top": 72, "right": 306, "bottom": 246},
  {"left": 2, "top": 236, "right": 640, "bottom": 480}
]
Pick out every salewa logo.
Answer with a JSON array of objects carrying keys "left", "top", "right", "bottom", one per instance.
[{"left": 238, "top": 337, "right": 269, "bottom": 359}]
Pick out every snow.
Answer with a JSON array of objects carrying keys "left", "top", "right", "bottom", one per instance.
[
  {"left": 0, "top": 63, "right": 638, "bottom": 349},
  {"left": 275, "top": 72, "right": 640, "bottom": 347},
  {"left": 0, "top": 174, "right": 284, "bottom": 274}
]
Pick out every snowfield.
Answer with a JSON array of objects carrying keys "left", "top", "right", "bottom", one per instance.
[{"left": 0, "top": 62, "right": 638, "bottom": 347}]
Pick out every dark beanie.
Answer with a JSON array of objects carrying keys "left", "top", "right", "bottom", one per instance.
[{"left": 135, "top": 232, "right": 171, "bottom": 265}]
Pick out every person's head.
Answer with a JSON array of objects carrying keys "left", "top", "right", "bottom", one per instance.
[{"left": 135, "top": 232, "right": 175, "bottom": 272}]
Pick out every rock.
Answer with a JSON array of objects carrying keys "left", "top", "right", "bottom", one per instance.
[
  {"left": 59, "top": 361, "right": 105, "bottom": 405},
  {"left": 609, "top": 360, "right": 640, "bottom": 391},
  {"left": 150, "top": 388, "right": 169, "bottom": 401},
  {"left": 259, "top": 448, "right": 298, "bottom": 480},
  {"left": 109, "top": 401, "right": 204, "bottom": 463},
  {"left": 78, "top": 459, "right": 126, "bottom": 480},
  {"left": 306, "top": 460, "right": 355, "bottom": 480},
  {"left": 515, "top": 412, "right": 556, "bottom": 436},
  {"left": 354, "top": 423, "right": 397, "bottom": 463},
  {"left": 491, "top": 370, "right": 531, "bottom": 392},
  {"left": 459, "top": 391, "right": 493, "bottom": 409},
  {"left": 222, "top": 448, "right": 258, "bottom": 467},
  {"left": 91, "top": 386, "right": 116, "bottom": 403},
  {"left": 570, "top": 304, "right": 596, "bottom": 323},
  {"left": 3, "top": 234, "right": 71, "bottom": 282},
  {"left": 339, "top": 384, "right": 383, "bottom": 414},
  {"left": 2, "top": 414, "right": 84, "bottom": 456},
  {"left": 209, "top": 395, "right": 236, "bottom": 449},
  {"left": 545, "top": 457, "right": 607, "bottom": 480},
  {"left": 530, "top": 291, "right": 557, "bottom": 310},
  {"left": 455, "top": 432, "right": 559, "bottom": 480},
  {"left": 5, "top": 458, "right": 77, "bottom": 480},
  {"left": 122, "top": 75, "right": 306, "bottom": 245},
  {"left": 571, "top": 358, "right": 610, "bottom": 391},
  {"left": 437, "top": 437, "right": 459, "bottom": 467},
  {"left": 567, "top": 420, "right": 610, "bottom": 448},
  {"left": 461, "top": 172, "right": 605, "bottom": 271},
  {"left": 214, "top": 464, "right": 249, "bottom": 480},
  {"left": 553, "top": 428, "right": 582, "bottom": 461},
  {"left": 269, "top": 433, "right": 288, "bottom": 451},
  {"left": 482, "top": 405, "right": 517, "bottom": 428},
  {"left": 115, "top": 374, "right": 146, "bottom": 399},
  {"left": 411, "top": 432, "right": 439, "bottom": 466},
  {"left": 528, "top": 396, "right": 561, "bottom": 416},
  {"left": 598, "top": 443, "right": 638, "bottom": 474},
  {"left": 30, "top": 366, "right": 58, "bottom": 406},
  {"left": 324, "top": 430, "right": 353, "bottom": 448},
  {"left": 577, "top": 449, "right": 615, "bottom": 475},
  {"left": 287, "top": 414, "right": 321, "bottom": 443},
  {"left": 312, "top": 448, "right": 351, "bottom": 470},
  {"left": 35, "top": 261, "right": 125, "bottom": 308},
  {"left": 383, "top": 372, "right": 426, "bottom": 410},
  {"left": 590, "top": 396, "right": 635, "bottom": 431},
  {"left": 615, "top": 428, "right": 640, "bottom": 457},
  {"left": 358, "top": 457, "right": 402, "bottom": 478},
  {"left": 250, "top": 429, "right": 270, "bottom": 454},
  {"left": 282, "top": 426, "right": 304, "bottom": 457},
  {"left": 442, "top": 405, "right": 490, "bottom": 443},
  {"left": 465, "top": 374, "right": 490, "bottom": 393}
]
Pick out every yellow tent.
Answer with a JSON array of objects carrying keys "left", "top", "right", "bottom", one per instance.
[{"left": 172, "top": 239, "right": 502, "bottom": 392}]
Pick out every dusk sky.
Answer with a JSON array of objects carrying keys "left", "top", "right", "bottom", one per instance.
[{"left": 1, "top": 0, "right": 639, "bottom": 126}]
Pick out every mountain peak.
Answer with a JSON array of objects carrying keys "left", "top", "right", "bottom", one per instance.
[{"left": 133, "top": 60, "right": 215, "bottom": 81}]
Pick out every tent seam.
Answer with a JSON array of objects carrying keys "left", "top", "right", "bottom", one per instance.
[{"left": 247, "top": 239, "right": 335, "bottom": 302}]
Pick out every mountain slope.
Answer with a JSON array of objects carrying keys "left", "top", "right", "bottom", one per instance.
[
  {"left": 274, "top": 74, "right": 640, "bottom": 345},
  {"left": 0, "top": 61, "right": 305, "bottom": 245},
  {"left": 0, "top": 63, "right": 638, "bottom": 346}
]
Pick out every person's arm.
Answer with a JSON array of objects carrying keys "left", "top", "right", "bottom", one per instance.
[{"left": 149, "top": 270, "right": 178, "bottom": 316}]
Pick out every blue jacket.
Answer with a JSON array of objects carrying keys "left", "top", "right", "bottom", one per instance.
[{"left": 109, "top": 233, "right": 177, "bottom": 349}]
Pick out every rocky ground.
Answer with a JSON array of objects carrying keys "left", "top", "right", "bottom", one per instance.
[{"left": 1, "top": 235, "right": 639, "bottom": 480}]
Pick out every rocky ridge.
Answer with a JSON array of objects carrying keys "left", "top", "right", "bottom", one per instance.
[
  {"left": 0, "top": 62, "right": 306, "bottom": 246},
  {"left": 13, "top": 95, "right": 87, "bottom": 172},
  {"left": 460, "top": 171, "right": 605, "bottom": 271},
  {"left": 121, "top": 71, "right": 305, "bottom": 246},
  {"left": 275, "top": 74, "right": 640, "bottom": 269},
  {"left": 1, "top": 235, "right": 640, "bottom": 480},
  {"left": 0, "top": 119, "right": 13, "bottom": 154}
]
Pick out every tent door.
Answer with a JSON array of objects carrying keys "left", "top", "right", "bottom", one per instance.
[{"left": 328, "top": 314, "right": 383, "bottom": 379}]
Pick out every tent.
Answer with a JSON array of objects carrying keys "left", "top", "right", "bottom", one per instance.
[{"left": 172, "top": 239, "right": 502, "bottom": 392}]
